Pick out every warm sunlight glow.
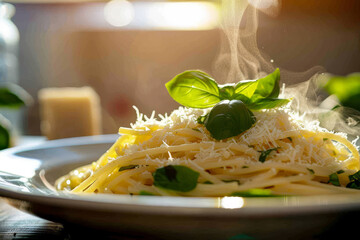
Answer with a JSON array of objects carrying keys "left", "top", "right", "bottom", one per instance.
[
  {"left": 146, "top": 2, "right": 219, "bottom": 30},
  {"left": 248, "top": 0, "right": 279, "bottom": 9},
  {"left": 104, "top": 0, "right": 134, "bottom": 27}
]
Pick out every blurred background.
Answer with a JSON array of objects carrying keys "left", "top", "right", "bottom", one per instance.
[{"left": 0, "top": 0, "right": 359, "bottom": 139}]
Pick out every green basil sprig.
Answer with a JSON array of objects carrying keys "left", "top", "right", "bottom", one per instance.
[
  {"left": 346, "top": 170, "right": 360, "bottom": 189},
  {"left": 328, "top": 170, "right": 345, "bottom": 186},
  {"left": 165, "top": 70, "right": 220, "bottom": 109},
  {"left": 202, "top": 100, "right": 256, "bottom": 140},
  {"left": 258, "top": 147, "right": 279, "bottom": 163},
  {"left": 153, "top": 165, "right": 200, "bottom": 192},
  {"left": 166, "top": 68, "right": 288, "bottom": 140},
  {"left": 166, "top": 68, "right": 288, "bottom": 110},
  {"left": 230, "top": 188, "right": 278, "bottom": 197}
]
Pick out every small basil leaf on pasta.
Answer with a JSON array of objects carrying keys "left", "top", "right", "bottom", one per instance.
[
  {"left": 222, "top": 179, "right": 240, "bottom": 185},
  {"left": 328, "top": 170, "right": 345, "bottom": 186},
  {"left": 202, "top": 180, "right": 213, "bottom": 184},
  {"left": 139, "top": 191, "right": 155, "bottom": 196},
  {"left": 258, "top": 148, "right": 278, "bottom": 163},
  {"left": 307, "top": 168, "right": 315, "bottom": 174},
  {"left": 346, "top": 170, "right": 360, "bottom": 189},
  {"left": 230, "top": 189, "right": 276, "bottom": 197},
  {"left": 119, "top": 165, "right": 138, "bottom": 172},
  {"left": 153, "top": 165, "right": 200, "bottom": 192},
  {"left": 328, "top": 172, "right": 341, "bottom": 186}
]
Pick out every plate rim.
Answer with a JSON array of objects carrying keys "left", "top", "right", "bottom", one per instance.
[{"left": 1, "top": 134, "right": 360, "bottom": 218}]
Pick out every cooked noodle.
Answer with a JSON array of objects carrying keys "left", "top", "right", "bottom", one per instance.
[{"left": 55, "top": 105, "right": 360, "bottom": 196}]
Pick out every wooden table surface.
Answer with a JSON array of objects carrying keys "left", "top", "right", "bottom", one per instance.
[
  {"left": 0, "top": 137, "right": 149, "bottom": 240},
  {"left": 0, "top": 198, "right": 151, "bottom": 240},
  {"left": 0, "top": 198, "right": 68, "bottom": 240}
]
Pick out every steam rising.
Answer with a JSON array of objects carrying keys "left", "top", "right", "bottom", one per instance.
[
  {"left": 213, "top": 0, "right": 359, "bottom": 139},
  {"left": 213, "top": 0, "right": 274, "bottom": 82},
  {"left": 284, "top": 74, "right": 360, "bottom": 139}
]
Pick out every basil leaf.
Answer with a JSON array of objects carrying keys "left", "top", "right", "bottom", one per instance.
[
  {"left": 203, "top": 180, "right": 213, "bottom": 184},
  {"left": 233, "top": 68, "right": 288, "bottom": 110},
  {"left": 119, "top": 165, "right": 138, "bottom": 172},
  {"left": 204, "top": 100, "right": 256, "bottom": 140},
  {"left": 0, "top": 118, "right": 10, "bottom": 150},
  {"left": 346, "top": 181, "right": 360, "bottom": 189},
  {"left": 323, "top": 73, "right": 360, "bottom": 112},
  {"left": 197, "top": 114, "right": 207, "bottom": 124},
  {"left": 346, "top": 171, "right": 360, "bottom": 189},
  {"left": 349, "top": 171, "right": 360, "bottom": 182},
  {"left": 247, "top": 98, "right": 289, "bottom": 110},
  {"left": 250, "top": 68, "right": 281, "bottom": 102},
  {"left": 139, "top": 190, "right": 155, "bottom": 196},
  {"left": 153, "top": 165, "right": 200, "bottom": 192},
  {"left": 258, "top": 148, "right": 278, "bottom": 163},
  {"left": 230, "top": 189, "right": 277, "bottom": 197},
  {"left": 234, "top": 80, "right": 258, "bottom": 98},
  {"left": 0, "top": 88, "right": 26, "bottom": 108},
  {"left": 328, "top": 173, "right": 340, "bottom": 186},
  {"left": 222, "top": 179, "right": 240, "bottom": 185},
  {"left": 219, "top": 85, "right": 235, "bottom": 100},
  {"left": 165, "top": 70, "right": 220, "bottom": 108},
  {"left": 307, "top": 168, "right": 315, "bottom": 174},
  {"left": 232, "top": 93, "right": 251, "bottom": 104}
]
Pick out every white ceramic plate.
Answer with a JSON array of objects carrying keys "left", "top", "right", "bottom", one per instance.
[{"left": 1, "top": 134, "right": 360, "bottom": 239}]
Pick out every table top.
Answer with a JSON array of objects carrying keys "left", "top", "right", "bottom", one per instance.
[
  {"left": 0, "top": 198, "right": 150, "bottom": 240},
  {"left": 0, "top": 136, "right": 150, "bottom": 240},
  {"left": 0, "top": 198, "right": 67, "bottom": 240}
]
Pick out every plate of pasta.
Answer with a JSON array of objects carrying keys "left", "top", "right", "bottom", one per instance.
[{"left": 1, "top": 69, "right": 360, "bottom": 239}]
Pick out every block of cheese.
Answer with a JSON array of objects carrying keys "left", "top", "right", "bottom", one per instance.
[{"left": 38, "top": 87, "right": 102, "bottom": 140}]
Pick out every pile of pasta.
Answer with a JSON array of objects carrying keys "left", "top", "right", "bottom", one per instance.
[{"left": 55, "top": 106, "right": 360, "bottom": 196}]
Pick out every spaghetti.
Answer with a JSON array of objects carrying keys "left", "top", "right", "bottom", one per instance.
[{"left": 55, "top": 105, "right": 360, "bottom": 196}]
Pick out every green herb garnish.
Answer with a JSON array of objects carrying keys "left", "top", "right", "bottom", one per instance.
[
  {"left": 230, "top": 189, "right": 277, "bottom": 197},
  {"left": 327, "top": 170, "right": 345, "bottom": 186},
  {"left": 203, "top": 180, "right": 213, "bottom": 184},
  {"left": 203, "top": 100, "right": 256, "bottom": 140},
  {"left": 346, "top": 171, "right": 360, "bottom": 189},
  {"left": 165, "top": 70, "right": 221, "bottom": 109},
  {"left": 139, "top": 190, "right": 155, "bottom": 196},
  {"left": 307, "top": 168, "right": 315, "bottom": 174},
  {"left": 222, "top": 179, "right": 241, "bottom": 185},
  {"left": 165, "top": 69, "right": 289, "bottom": 140},
  {"left": 119, "top": 165, "right": 138, "bottom": 172},
  {"left": 258, "top": 148, "right": 279, "bottom": 163},
  {"left": 328, "top": 173, "right": 341, "bottom": 186},
  {"left": 0, "top": 117, "right": 10, "bottom": 150},
  {"left": 322, "top": 73, "right": 360, "bottom": 112},
  {"left": 153, "top": 165, "right": 200, "bottom": 192}
]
